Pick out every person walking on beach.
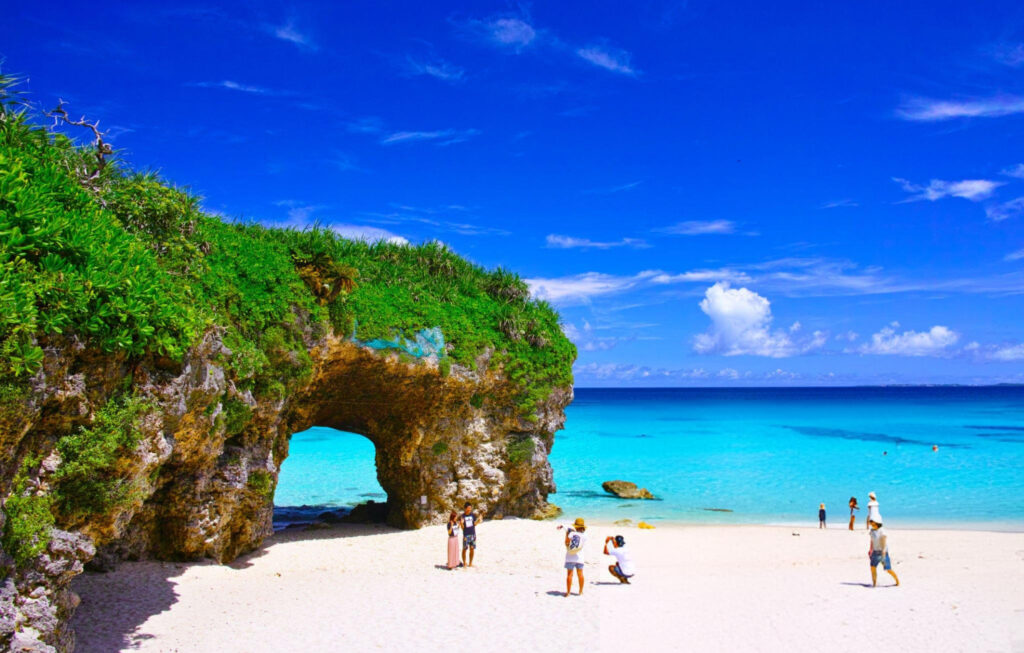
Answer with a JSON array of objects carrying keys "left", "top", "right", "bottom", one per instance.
[
  {"left": 446, "top": 511, "right": 461, "bottom": 570},
  {"left": 560, "top": 518, "right": 588, "bottom": 597},
  {"left": 603, "top": 535, "right": 635, "bottom": 584},
  {"left": 867, "top": 519, "right": 900, "bottom": 587},
  {"left": 848, "top": 497, "right": 860, "bottom": 530},
  {"left": 866, "top": 492, "right": 882, "bottom": 530},
  {"left": 460, "top": 502, "right": 481, "bottom": 567},
  {"left": 818, "top": 503, "right": 827, "bottom": 528}
]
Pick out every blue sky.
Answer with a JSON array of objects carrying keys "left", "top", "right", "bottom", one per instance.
[{"left": 4, "top": 1, "right": 1024, "bottom": 386}]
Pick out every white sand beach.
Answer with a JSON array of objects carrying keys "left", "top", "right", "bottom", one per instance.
[{"left": 70, "top": 520, "right": 1024, "bottom": 652}]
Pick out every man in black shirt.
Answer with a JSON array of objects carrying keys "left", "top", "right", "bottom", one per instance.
[{"left": 460, "top": 502, "right": 482, "bottom": 567}]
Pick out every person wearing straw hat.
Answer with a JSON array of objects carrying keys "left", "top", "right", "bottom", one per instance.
[
  {"left": 866, "top": 492, "right": 882, "bottom": 530},
  {"left": 559, "top": 518, "right": 589, "bottom": 597}
]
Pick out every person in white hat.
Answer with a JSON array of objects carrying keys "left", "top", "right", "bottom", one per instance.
[
  {"left": 560, "top": 518, "right": 588, "bottom": 597},
  {"left": 866, "top": 492, "right": 882, "bottom": 530}
]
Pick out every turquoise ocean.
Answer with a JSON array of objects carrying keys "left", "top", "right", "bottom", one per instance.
[{"left": 275, "top": 387, "right": 1024, "bottom": 530}]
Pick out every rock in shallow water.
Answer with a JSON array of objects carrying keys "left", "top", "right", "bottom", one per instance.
[{"left": 601, "top": 480, "right": 656, "bottom": 500}]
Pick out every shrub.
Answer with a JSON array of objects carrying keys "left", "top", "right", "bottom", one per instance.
[
  {"left": 53, "top": 395, "right": 151, "bottom": 519},
  {"left": 222, "top": 397, "right": 252, "bottom": 436},
  {"left": 247, "top": 469, "right": 273, "bottom": 497},
  {"left": 1, "top": 460, "right": 54, "bottom": 568},
  {"left": 507, "top": 436, "right": 536, "bottom": 465}
]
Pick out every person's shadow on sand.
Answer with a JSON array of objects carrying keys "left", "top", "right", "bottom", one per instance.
[{"left": 840, "top": 581, "right": 876, "bottom": 588}]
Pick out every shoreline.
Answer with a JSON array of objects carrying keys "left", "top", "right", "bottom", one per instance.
[
  {"left": 71, "top": 520, "right": 1024, "bottom": 652},
  {"left": 271, "top": 507, "right": 1024, "bottom": 534}
]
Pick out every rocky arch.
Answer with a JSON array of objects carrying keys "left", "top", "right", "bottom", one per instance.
[
  {"left": 92, "top": 333, "right": 569, "bottom": 564},
  {"left": 1, "top": 330, "right": 570, "bottom": 650}
]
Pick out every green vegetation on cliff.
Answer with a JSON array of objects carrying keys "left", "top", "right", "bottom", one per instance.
[{"left": 0, "top": 75, "right": 575, "bottom": 415}]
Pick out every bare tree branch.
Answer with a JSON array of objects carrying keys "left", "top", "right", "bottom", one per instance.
[{"left": 45, "top": 99, "right": 113, "bottom": 185}]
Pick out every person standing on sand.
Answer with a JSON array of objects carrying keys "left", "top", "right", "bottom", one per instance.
[
  {"left": 866, "top": 492, "right": 881, "bottom": 530},
  {"left": 560, "top": 518, "right": 588, "bottom": 597},
  {"left": 849, "top": 497, "right": 859, "bottom": 530},
  {"left": 867, "top": 519, "right": 900, "bottom": 587},
  {"left": 460, "top": 502, "right": 481, "bottom": 567},
  {"left": 603, "top": 535, "right": 635, "bottom": 584},
  {"left": 819, "top": 503, "right": 826, "bottom": 528},
  {"left": 446, "top": 511, "right": 461, "bottom": 570}
]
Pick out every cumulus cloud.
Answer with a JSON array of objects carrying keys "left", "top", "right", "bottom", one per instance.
[
  {"left": 893, "top": 177, "right": 1002, "bottom": 202},
  {"left": 857, "top": 322, "right": 959, "bottom": 356},
  {"left": 896, "top": 96, "right": 1024, "bottom": 121},
  {"left": 692, "top": 283, "right": 824, "bottom": 357},
  {"left": 656, "top": 220, "right": 736, "bottom": 235},
  {"left": 986, "top": 197, "right": 1024, "bottom": 222},
  {"left": 545, "top": 234, "right": 649, "bottom": 249},
  {"left": 576, "top": 45, "right": 637, "bottom": 75}
]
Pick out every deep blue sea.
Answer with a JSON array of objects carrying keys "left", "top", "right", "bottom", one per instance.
[{"left": 276, "top": 387, "right": 1024, "bottom": 530}]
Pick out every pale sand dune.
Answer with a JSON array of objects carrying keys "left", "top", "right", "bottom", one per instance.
[{"left": 70, "top": 521, "right": 1024, "bottom": 652}]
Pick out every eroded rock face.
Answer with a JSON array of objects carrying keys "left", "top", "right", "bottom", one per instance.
[{"left": 0, "top": 330, "right": 571, "bottom": 651}]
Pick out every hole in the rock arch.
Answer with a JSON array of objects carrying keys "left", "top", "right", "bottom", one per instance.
[{"left": 274, "top": 427, "right": 389, "bottom": 528}]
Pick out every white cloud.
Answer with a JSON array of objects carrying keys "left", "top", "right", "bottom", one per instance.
[
  {"left": 650, "top": 269, "right": 752, "bottom": 284},
  {"left": 273, "top": 21, "right": 316, "bottom": 50},
  {"left": 821, "top": 199, "right": 858, "bottom": 209},
  {"left": 893, "top": 177, "right": 1002, "bottom": 202},
  {"left": 465, "top": 16, "right": 537, "bottom": 50},
  {"left": 1000, "top": 164, "right": 1024, "bottom": 179},
  {"left": 789, "top": 321, "right": 802, "bottom": 333},
  {"left": 545, "top": 234, "right": 649, "bottom": 249},
  {"left": 692, "top": 283, "right": 822, "bottom": 357},
  {"left": 990, "top": 43, "right": 1024, "bottom": 67},
  {"left": 835, "top": 330, "right": 859, "bottom": 342},
  {"left": 858, "top": 323, "right": 959, "bottom": 356},
  {"left": 347, "top": 117, "right": 385, "bottom": 134},
  {"left": 986, "top": 197, "right": 1024, "bottom": 222},
  {"left": 527, "top": 271, "right": 658, "bottom": 304},
  {"left": 989, "top": 344, "right": 1024, "bottom": 361},
  {"left": 331, "top": 224, "right": 408, "bottom": 245},
  {"left": 406, "top": 57, "right": 465, "bottom": 82},
  {"left": 896, "top": 96, "right": 1024, "bottom": 121},
  {"left": 193, "top": 80, "right": 280, "bottom": 95},
  {"left": 656, "top": 220, "right": 736, "bottom": 235},
  {"left": 380, "top": 129, "right": 480, "bottom": 146},
  {"left": 576, "top": 45, "right": 637, "bottom": 75},
  {"left": 583, "top": 181, "right": 643, "bottom": 194},
  {"left": 1006, "top": 248, "right": 1024, "bottom": 262}
]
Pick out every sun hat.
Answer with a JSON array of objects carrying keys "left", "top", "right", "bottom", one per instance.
[
  {"left": 573, "top": 517, "right": 586, "bottom": 529},
  {"left": 868, "top": 492, "right": 876, "bottom": 500}
]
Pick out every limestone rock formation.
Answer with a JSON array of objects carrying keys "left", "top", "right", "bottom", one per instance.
[
  {"left": 0, "top": 329, "right": 571, "bottom": 651},
  {"left": 601, "top": 480, "right": 656, "bottom": 500}
]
